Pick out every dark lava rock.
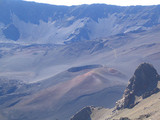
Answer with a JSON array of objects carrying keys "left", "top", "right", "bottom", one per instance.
[
  {"left": 70, "top": 106, "right": 94, "bottom": 120},
  {"left": 136, "top": 113, "right": 151, "bottom": 120},
  {"left": 115, "top": 63, "right": 160, "bottom": 110},
  {"left": 67, "top": 64, "right": 102, "bottom": 72},
  {"left": 113, "top": 117, "right": 131, "bottom": 120},
  {"left": 120, "top": 117, "right": 131, "bottom": 120}
]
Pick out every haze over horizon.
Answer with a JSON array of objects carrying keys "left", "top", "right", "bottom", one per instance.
[
  {"left": 24, "top": 0, "right": 160, "bottom": 6},
  {"left": 0, "top": 0, "right": 160, "bottom": 120}
]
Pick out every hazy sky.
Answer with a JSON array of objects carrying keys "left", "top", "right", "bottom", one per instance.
[{"left": 24, "top": 0, "right": 160, "bottom": 6}]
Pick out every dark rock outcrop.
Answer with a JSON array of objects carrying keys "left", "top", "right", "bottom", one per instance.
[
  {"left": 113, "top": 117, "right": 131, "bottom": 120},
  {"left": 70, "top": 106, "right": 94, "bottom": 120},
  {"left": 116, "top": 63, "right": 160, "bottom": 110},
  {"left": 136, "top": 113, "right": 151, "bottom": 120},
  {"left": 119, "top": 117, "right": 131, "bottom": 120},
  {"left": 67, "top": 64, "right": 102, "bottom": 72}
]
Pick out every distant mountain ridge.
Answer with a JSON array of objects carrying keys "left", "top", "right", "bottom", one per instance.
[{"left": 0, "top": 0, "right": 160, "bottom": 43}]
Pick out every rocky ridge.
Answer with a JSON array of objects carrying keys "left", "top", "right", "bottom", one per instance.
[{"left": 1, "top": 1, "right": 160, "bottom": 43}]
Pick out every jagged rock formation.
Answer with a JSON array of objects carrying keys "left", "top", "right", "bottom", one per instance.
[{"left": 115, "top": 63, "right": 160, "bottom": 110}]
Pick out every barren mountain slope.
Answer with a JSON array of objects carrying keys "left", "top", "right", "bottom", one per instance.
[
  {"left": 71, "top": 63, "right": 160, "bottom": 120},
  {"left": 0, "top": 65, "right": 127, "bottom": 120},
  {"left": 0, "top": 1, "right": 160, "bottom": 120}
]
